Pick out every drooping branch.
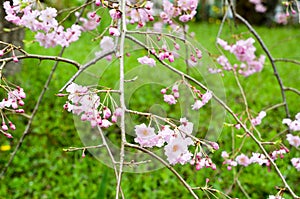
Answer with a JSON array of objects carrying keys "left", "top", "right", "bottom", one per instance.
[
  {"left": 234, "top": 14, "right": 290, "bottom": 119},
  {"left": 0, "top": 54, "right": 81, "bottom": 69},
  {"left": 125, "top": 34, "right": 299, "bottom": 199}
]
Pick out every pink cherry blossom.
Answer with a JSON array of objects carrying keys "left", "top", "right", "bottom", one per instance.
[
  {"left": 291, "top": 158, "right": 300, "bottom": 171},
  {"left": 164, "top": 135, "right": 193, "bottom": 165},
  {"left": 164, "top": 94, "right": 177, "bottom": 105},
  {"left": 235, "top": 154, "right": 251, "bottom": 166},
  {"left": 286, "top": 134, "right": 300, "bottom": 148},
  {"left": 192, "top": 100, "right": 203, "bottom": 110},
  {"left": 134, "top": 123, "right": 158, "bottom": 147},
  {"left": 137, "top": 56, "right": 156, "bottom": 67}
]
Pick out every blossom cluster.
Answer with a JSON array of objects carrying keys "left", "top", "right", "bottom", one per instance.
[
  {"left": 249, "top": 0, "right": 267, "bottom": 13},
  {"left": 0, "top": 86, "right": 26, "bottom": 138},
  {"left": 160, "top": 82, "right": 212, "bottom": 110},
  {"left": 134, "top": 118, "right": 218, "bottom": 168},
  {"left": 216, "top": 38, "right": 266, "bottom": 77},
  {"left": 160, "top": 0, "right": 198, "bottom": 23},
  {"left": 161, "top": 84, "right": 180, "bottom": 105},
  {"left": 251, "top": 111, "right": 267, "bottom": 126},
  {"left": 3, "top": 0, "right": 100, "bottom": 48},
  {"left": 282, "top": 112, "right": 300, "bottom": 132},
  {"left": 63, "top": 83, "right": 121, "bottom": 128},
  {"left": 191, "top": 89, "right": 212, "bottom": 111},
  {"left": 134, "top": 118, "right": 194, "bottom": 165},
  {"left": 221, "top": 149, "right": 291, "bottom": 170}
]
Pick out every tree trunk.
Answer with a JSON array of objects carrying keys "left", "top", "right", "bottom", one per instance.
[{"left": 0, "top": 0, "right": 25, "bottom": 76}]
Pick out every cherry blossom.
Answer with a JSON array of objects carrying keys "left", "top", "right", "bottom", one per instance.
[
  {"left": 164, "top": 134, "right": 193, "bottom": 165},
  {"left": 283, "top": 112, "right": 300, "bottom": 131},
  {"left": 286, "top": 134, "right": 300, "bottom": 148},
  {"left": 134, "top": 123, "right": 158, "bottom": 147},
  {"left": 216, "top": 38, "right": 266, "bottom": 77},
  {"left": 164, "top": 94, "right": 177, "bottom": 105},
  {"left": 291, "top": 158, "right": 300, "bottom": 171},
  {"left": 235, "top": 154, "right": 251, "bottom": 166},
  {"left": 251, "top": 111, "right": 267, "bottom": 126},
  {"left": 137, "top": 56, "right": 156, "bottom": 67}
]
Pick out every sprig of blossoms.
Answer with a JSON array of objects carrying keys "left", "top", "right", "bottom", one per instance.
[
  {"left": 160, "top": 0, "right": 198, "bottom": 24},
  {"left": 3, "top": 0, "right": 100, "bottom": 48},
  {"left": 215, "top": 38, "right": 266, "bottom": 77},
  {"left": 63, "top": 83, "right": 120, "bottom": 128},
  {"left": 0, "top": 86, "right": 26, "bottom": 138},
  {"left": 134, "top": 118, "right": 218, "bottom": 167},
  {"left": 134, "top": 118, "right": 194, "bottom": 165}
]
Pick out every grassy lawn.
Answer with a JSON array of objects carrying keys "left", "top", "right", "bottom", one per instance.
[{"left": 0, "top": 21, "right": 299, "bottom": 198}]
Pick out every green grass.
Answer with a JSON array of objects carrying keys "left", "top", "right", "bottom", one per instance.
[{"left": 0, "top": 21, "right": 299, "bottom": 199}]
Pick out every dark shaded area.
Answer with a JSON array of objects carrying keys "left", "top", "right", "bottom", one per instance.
[{"left": 236, "top": 0, "right": 278, "bottom": 25}]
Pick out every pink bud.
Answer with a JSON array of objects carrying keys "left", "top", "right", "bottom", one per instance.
[
  {"left": 196, "top": 49, "right": 202, "bottom": 59},
  {"left": 114, "top": 107, "right": 122, "bottom": 117},
  {"left": 111, "top": 115, "right": 117, "bottom": 123},
  {"left": 2, "top": 123, "right": 8, "bottom": 131},
  {"left": 148, "top": 15, "right": 154, "bottom": 21},
  {"left": 103, "top": 107, "right": 111, "bottom": 119},
  {"left": 173, "top": 92, "right": 180, "bottom": 98},
  {"left": 95, "top": 0, "right": 101, "bottom": 6},
  {"left": 138, "top": 21, "right": 144, "bottom": 28},
  {"left": 196, "top": 163, "right": 201, "bottom": 170},
  {"left": 4, "top": 132, "right": 13, "bottom": 138},
  {"left": 15, "top": 109, "right": 24, "bottom": 113},
  {"left": 211, "top": 164, "right": 216, "bottom": 170},
  {"left": 82, "top": 150, "right": 86, "bottom": 158},
  {"left": 9, "top": 122, "right": 16, "bottom": 130},
  {"left": 206, "top": 178, "right": 210, "bottom": 184},
  {"left": 190, "top": 54, "right": 197, "bottom": 62},
  {"left": 18, "top": 100, "right": 24, "bottom": 106},
  {"left": 160, "top": 88, "right": 167, "bottom": 94},
  {"left": 210, "top": 142, "right": 219, "bottom": 150},
  {"left": 190, "top": 158, "right": 195, "bottom": 165},
  {"left": 292, "top": 10, "right": 297, "bottom": 15},
  {"left": 56, "top": 93, "right": 65, "bottom": 97},
  {"left": 168, "top": 53, "right": 174, "bottom": 62},
  {"left": 13, "top": 56, "right": 18, "bottom": 63},
  {"left": 0, "top": 50, "right": 4, "bottom": 56},
  {"left": 90, "top": 12, "right": 96, "bottom": 18},
  {"left": 150, "top": 49, "right": 156, "bottom": 55},
  {"left": 174, "top": 43, "right": 180, "bottom": 50},
  {"left": 172, "top": 85, "right": 178, "bottom": 92},
  {"left": 227, "top": 166, "right": 232, "bottom": 170}
]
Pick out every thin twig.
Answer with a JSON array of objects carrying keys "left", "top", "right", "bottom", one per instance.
[
  {"left": 63, "top": 144, "right": 105, "bottom": 152},
  {"left": 283, "top": 87, "right": 300, "bottom": 96},
  {"left": 274, "top": 58, "right": 300, "bottom": 66}
]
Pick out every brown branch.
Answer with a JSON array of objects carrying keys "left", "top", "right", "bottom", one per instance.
[
  {"left": 0, "top": 54, "right": 81, "bottom": 69},
  {"left": 274, "top": 58, "right": 300, "bottom": 66}
]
